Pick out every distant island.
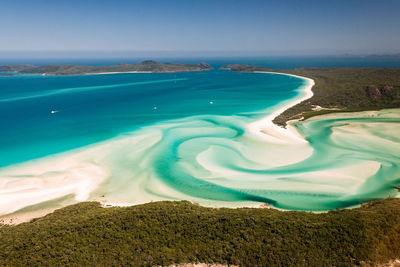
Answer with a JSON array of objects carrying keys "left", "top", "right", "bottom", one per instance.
[
  {"left": 0, "top": 60, "right": 212, "bottom": 75},
  {"left": 221, "top": 64, "right": 400, "bottom": 126}
]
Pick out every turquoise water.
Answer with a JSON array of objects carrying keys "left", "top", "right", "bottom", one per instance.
[{"left": 0, "top": 66, "right": 399, "bottom": 216}]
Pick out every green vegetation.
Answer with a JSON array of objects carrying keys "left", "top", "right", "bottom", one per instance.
[
  {"left": 1, "top": 199, "right": 400, "bottom": 266},
  {"left": 0, "top": 61, "right": 212, "bottom": 75}
]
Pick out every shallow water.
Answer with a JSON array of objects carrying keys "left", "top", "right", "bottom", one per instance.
[{"left": 0, "top": 69, "right": 399, "bottom": 217}]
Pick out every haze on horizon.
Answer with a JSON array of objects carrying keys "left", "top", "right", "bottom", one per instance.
[{"left": 1, "top": 0, "right": 399, "bottom": 58}]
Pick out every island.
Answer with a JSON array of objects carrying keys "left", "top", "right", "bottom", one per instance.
[
  {"left": 0, "top": 60, "right": 213, "bottom": 75},
  {"left": 220, "top": 64, "right": 400, "bottom": 126}
]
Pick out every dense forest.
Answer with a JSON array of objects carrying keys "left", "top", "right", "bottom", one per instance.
[{"left": 1, "top": 199, "right": 400, "bottom": 266}]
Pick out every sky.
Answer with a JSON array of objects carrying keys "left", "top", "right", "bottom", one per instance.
[{"left": 0, "top": 0, "right": 399, "bottom": 57}]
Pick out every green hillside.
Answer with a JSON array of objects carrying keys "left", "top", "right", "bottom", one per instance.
[{"left": 1, "top": 199, "right": 400, "bottom": 266}]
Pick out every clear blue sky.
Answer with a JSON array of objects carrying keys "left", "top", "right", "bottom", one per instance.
[{"left": 1, "top": 0, "right": 399, "bottom": 56}]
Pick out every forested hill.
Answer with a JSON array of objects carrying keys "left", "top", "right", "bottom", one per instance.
[{"left": 1, "top": 199, "right": 400, "bottom": 266}]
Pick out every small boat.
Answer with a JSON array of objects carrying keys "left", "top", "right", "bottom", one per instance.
[
  {"left": 153, "top": 106, "right": 157, "bottom": 110},
  {"left": 50, "top": 110, "right": 58, "bottom": 114},
  {"left": 209, "top": 101, "right": 214, "bottom": 105}
]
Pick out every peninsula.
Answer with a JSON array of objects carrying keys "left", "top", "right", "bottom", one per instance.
[
  {"left": 220, "top": 64, "right": 400, "bottom": 126},
  {"left": 0, "top": 60, "right": 212, "bottom": 75}
]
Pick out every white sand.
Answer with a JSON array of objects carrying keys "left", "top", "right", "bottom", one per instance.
[
  {"left": 0, "top": 157, "right": 109, "bottom": 216},
  {"left": 0, "top": 142, "right": 114, "bottom": 223}
]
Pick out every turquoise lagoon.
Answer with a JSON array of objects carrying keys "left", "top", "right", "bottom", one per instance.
[{"left": 0, "top": 68, "right": 399, "bottom": 217}]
